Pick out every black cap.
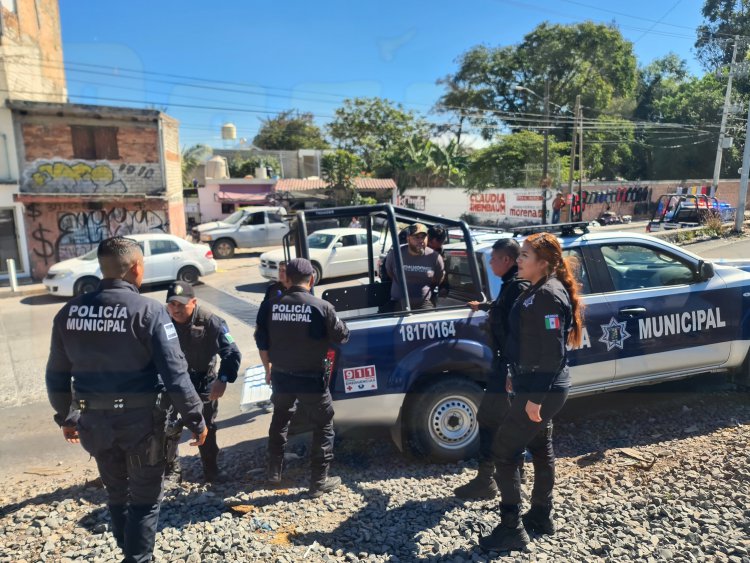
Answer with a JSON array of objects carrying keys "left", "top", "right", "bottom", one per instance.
[
  {"left": 286, "top": 258, "right": 315, "bottom": 277},
  {"left": 166, "top": 281, "right": 195, "bottom": 304}
]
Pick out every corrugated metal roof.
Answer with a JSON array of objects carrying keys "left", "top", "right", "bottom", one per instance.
[{"left": 275, "top": 178, "right": 396, "bottom": 191}]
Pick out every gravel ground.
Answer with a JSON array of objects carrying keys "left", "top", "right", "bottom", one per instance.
[{"left": 1, "top": 378, "right": 748, "bottom": 563}]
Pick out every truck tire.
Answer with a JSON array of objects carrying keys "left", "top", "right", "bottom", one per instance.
[
  {"left": 74, "top": 276, "right": 100, "bottom": 296},
  {"left": 404, "top": 376, "right": 482, "bottom": 462},
  {"left": 212, "top": 238, "right": 235, "bottom": 259}
]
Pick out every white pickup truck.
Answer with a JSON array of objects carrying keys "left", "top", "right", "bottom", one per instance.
[{"left": 192, "top": 206, "right": 289, "bottom": 258}]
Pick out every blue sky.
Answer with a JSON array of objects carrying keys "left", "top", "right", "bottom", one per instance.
[{"left": 60, "top": 0, "right": 708, "bottom": 148}]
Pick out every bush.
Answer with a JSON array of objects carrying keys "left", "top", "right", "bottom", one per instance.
[
  {"left": 228, "top": 155, "right": 281, "bottom": 178},
  {"left": 702, "top": 214, "right": 724, "bottom": 238}
]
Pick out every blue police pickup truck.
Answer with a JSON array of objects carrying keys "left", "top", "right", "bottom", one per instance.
[{"left": 286, "top": 205, "right": 750, "bottom": 461}]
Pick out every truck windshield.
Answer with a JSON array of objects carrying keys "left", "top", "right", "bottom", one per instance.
[{"left": 223, "top": 210, "right": 245, "bottom": 225}]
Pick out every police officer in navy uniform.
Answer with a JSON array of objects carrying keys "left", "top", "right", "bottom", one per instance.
[
  {"left": 164, "top": 281, "right": 242, "bottom": 483},
  {"left": 478, "top": 232, "right": 584, "bottom": 553},
  {"left": 255, "top": 258, "right": 350, "bottom": 497},
  {"left": 45, "top": 237, "right": 207, "bottom": 563},
  {"left": 455, "top": 238, "right": 529, "bottom": 500}
]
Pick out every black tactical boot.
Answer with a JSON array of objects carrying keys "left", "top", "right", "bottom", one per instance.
[
  {"left": 523, "top": 504, "right": 555, "bottom": 535},
  {"left": 479, "top": 506, "right": 530, "bottom": 552},
  {"left": 309, "top": 476, "right": 341, "bottom": 498},
  {"left": 267, "top": 457, "right": 283, "bottom": 485},
  {"left": 454, "top": 462, "right": 498, "bottom": 499}
]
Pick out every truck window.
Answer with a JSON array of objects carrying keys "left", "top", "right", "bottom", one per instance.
[
  {"left": 444, "top": 250, "right": 486, "bottom": 301},
  {"left": 244, "top": 212, "right": 266, "bottom": 226}
]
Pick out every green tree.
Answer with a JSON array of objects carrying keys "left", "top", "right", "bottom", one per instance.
[
  {"left": 584, "top": 116, "right": 637, "bottom": 180},
  {"left": 321, "top": 149, "right": 363, "bottom": 205},
  {"left": 466, "top": 131, "right": 568, "bottom": 190},
  {"left": 388, "top": 136, "right": 468, "bottom": 189},
  {"left": 437, "top": 22, "right": 638, "bottom": 140},
  {"left": 253, "top": 110, "right": 329, "bottom": 150},
  {"left": 695, "top": 0, "right": 750, "bottom": 71},
  {"left": 328, "top": 97, "right": 430, "bottom": 172},
  {"left": 228, "top": 154, "right": 282, "bottom": 178},
  {"left": 647, "top": 73, "right": 740, "bottom": 179},
  {"left": 181, "top": 144, "right": 212, "bottom": 187}
]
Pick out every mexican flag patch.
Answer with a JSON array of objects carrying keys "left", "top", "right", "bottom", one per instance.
[{"left": 544, "top": 315, "right": 560, "bottom": 330}]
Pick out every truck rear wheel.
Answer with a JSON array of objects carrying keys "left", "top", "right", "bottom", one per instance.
[{"left": 404, "top": 376, "right": 482, "bottom": 462}]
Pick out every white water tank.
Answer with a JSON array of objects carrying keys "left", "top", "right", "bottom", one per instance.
[
  {"left": 205, "top": 156, "right": 229, "bottom": 179},
  {"left": 221, "top": 123, "right": 237, "bottom": 141}
]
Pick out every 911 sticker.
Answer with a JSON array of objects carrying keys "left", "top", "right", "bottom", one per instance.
[
  {"left": 399, "top": 320, "right": 456, "bottom": 342},
  {"left": 343, "top": 365, "right": 377, "bottom": 393}
]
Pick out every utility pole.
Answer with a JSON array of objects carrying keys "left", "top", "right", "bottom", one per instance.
[
  {"left": 711, "top": 35, "right": 740, "bottom": 197},
  {"left": 541, "top": 78, "right": 550, "bottom": 224},
  {"left": 577, "top": 103, "right": 584, "bottom": 222},
  {"left": 737, "top": 102, "right": 750, "bottom": 233},
  {"left": 567, "top": 94, "right": 581, "bottom": 222}
]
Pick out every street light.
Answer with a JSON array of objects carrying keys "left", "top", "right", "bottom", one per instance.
[{"left": 514, "top": 81, "right": 551, "bottom": 224}]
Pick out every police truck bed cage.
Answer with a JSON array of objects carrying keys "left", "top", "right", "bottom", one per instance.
[
  {"left": 512, "top": 221, "right": 590, "bottom": 237},
  {"left": 284, "top": 204, "right": 486, "bottom": 311}
]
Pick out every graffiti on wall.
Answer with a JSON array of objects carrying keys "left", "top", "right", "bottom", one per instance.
[
  {"left": 26, "top": 203, "right": 168, "bottom": 266},
  {"left": 21, "top": 160, "right": 163, "bottom": 195}
]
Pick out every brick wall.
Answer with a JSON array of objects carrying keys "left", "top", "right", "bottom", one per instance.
[
  {"left": 571, "top": 179, "right": 750, "bottom": 222},
  {"left": 21, "top": 123, "right": 159, "bottom": 162},
  {"left": 161, "top": 116, "right": 183, "bottom": 200}
]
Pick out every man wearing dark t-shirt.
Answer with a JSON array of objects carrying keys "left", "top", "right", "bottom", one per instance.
[{"left": 385, "top": 223, "right": 445, "bottom": 310}]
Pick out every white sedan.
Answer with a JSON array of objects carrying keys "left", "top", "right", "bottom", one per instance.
[
  {"left": 43, "top": 233, "right": 217, "bottom": 297},
  {"left": 259, "top": 228, "right": 381, "bottom": 283}
]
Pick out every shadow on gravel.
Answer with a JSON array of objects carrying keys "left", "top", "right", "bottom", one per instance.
[
  {"left": 0, "top": 477, "right": 108, "bottom": 519},
  {"left": 293, "top": 486, "right": 466, "bottom": 560}
]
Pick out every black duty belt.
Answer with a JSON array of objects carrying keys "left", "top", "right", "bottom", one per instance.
[{"left": 75, "top": 393, "right": 161, "bottom": 412}]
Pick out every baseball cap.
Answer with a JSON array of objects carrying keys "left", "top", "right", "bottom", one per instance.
[
  {"left": 166, "top": 281, "right": 195, "bottom": 304},
  {"left": 286, "top": 258, "right": 315, "bottom": 277},
  {"left": 407, "top": 223, "right": 428, "bottom": 236}
]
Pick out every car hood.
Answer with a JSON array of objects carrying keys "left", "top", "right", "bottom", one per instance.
[
  {"left": 47, "top": 256, "right": 100, "bottom": 274},
  {"left": 196, "top": 221, "right": 234, "bottom": 232},
  {"left": 713, "top": 258, "right": 750, "bottom": 273}
]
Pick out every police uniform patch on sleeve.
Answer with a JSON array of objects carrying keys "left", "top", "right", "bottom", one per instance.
[
  {"left": 224, "top": 333, "right": 235, "bottom": 344},
  {"left": 544, "top": 315, "right": 560, "bottom": 329},
  {"left": 164, "top": 323, "right": 178, "bottom": 340}
]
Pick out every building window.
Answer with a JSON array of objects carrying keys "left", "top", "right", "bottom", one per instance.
[
  {"left": 71, "top": 126, "right": 120, "bottom": 160},
  {"left": 221, "top": 203, "right": 236, "bottom": 214}
]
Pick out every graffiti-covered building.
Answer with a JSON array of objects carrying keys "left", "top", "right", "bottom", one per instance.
[{"left": 10, "top": 101, "right": 184, "bottom": 279}]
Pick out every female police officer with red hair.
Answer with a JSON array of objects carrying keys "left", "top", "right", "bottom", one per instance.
[{"left": 479, "top": 232, "right": 585, "bottom": 553}]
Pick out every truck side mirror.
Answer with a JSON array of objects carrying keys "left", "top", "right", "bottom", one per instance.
[{"left": 697, "top": 260, "right": 714, "bottom": 281}]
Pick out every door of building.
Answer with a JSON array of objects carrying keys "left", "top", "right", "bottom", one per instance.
[{"left": 0, "top": 208, "right": 21, "bottom": 274}]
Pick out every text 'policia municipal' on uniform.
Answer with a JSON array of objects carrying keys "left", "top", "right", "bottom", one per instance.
[{"left": 64, "top": 304, "right": 130, "bottom": 333}]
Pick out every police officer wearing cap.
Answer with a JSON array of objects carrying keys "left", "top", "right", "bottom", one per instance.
[
  {"left": 45, "top": 236, "right": 207, "bottom": 563},
  {"left": 254, "top": 258, "right": 350, "bottom": 498},
  {"left": 164, "top": 281, "right": 242, "bottom": 483}
]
